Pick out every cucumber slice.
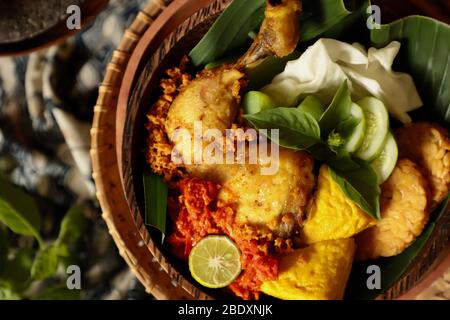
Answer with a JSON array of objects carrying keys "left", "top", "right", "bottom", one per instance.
[
  {"left": 354, "top": 97, "right": 389, "bottom": 161},
  {"left": 344, "top": 103, "right": 366, "bottom": 153},
  {"left": 371, "top": 132, "right": 398, "bottom": 184},
  {"left": 297, "top": 96, "right": 325, "bottom": 120},
  {"left": 243, "top": 91, "right": 275, "bottom": 114}
]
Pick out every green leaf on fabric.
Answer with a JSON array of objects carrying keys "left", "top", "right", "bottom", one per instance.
[
  {"left": 0, "top": 175, "right": 43, "bottom": 247},
  {"left": 32, "top": 284, "right": 81, "bottom": 300},
  {"left": 0, "top": 284, "right": 21, "bottom": 300},
  {"left": 56, "top": 205, "right": 85, "bottom": 247},
  {"left": 0, "top": 248, "right": 34, "bottom": 293},
  {"left": 31, "top": 245, "right": 59, "bottom": 280}
]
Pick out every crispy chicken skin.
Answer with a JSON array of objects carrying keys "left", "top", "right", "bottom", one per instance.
[
  {"left": 356, "top": 159, "right": 430, "bottom": 261},
  {"left": 395, "top": 122, "right": 450, "bottom": 207},
  {"left": 164, "top": 0, "right": 309, "bottom": 234},
  {"left": 218, "top": 148, "right": 315, "bottom": 233},
  {"left": 165, "top": 68, "right": 245, "bottom": 166},
  {"left": 166, "top": 0, "right": 303, "bottom": 156}
]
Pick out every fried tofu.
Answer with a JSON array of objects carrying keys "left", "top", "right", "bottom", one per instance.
[
  {"left": 261, "top": 238, "right": 355, "bottom": 300},
  {"left": 301, "top": 165, "right": 376, "bottom": 244},
  {"left": 356, "top": 159, "right": 429, "bottom": 260},
  {"left": 395, "top": 122, "right": 450, "bottom": 207}
]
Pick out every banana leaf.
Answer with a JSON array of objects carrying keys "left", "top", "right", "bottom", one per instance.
[
  {"left": 143, "top": 172, "right": 168, "bottom": 243},
  {"left": 371, "top": 16, "right": 450, "bottom": 125},
  {"left": 344, "top": 15, "right": 450, "bottom": 299}
]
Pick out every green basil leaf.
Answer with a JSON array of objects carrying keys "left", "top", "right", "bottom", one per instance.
[
  {"left": 346, "top": 196, "right": 450, "bottom": 299},
  {"left": 371, "top": 16, "right": 450, "bottom": 125},
  {"left": 56, "top": 205, "right": 85, "bottom": 247},
  {"left": 309, "top": 142, "right": 361, "bottom": 172},
  {"left": 31, "top": 245, "right": 59, "bottom": 280},
  {"left": 0, "top": 248, "right": 34, "bottom": 293},
  {"left": 32, "top": 284, "right": 80, "bottom": 300},
  {"left": 319, "top": 80, "right": 353, "bottom": 139},
  {"left": 190, "top": 0, "right": 265, "bottom": 66},
  {"left": 329, "top": 162, "right": 381, "bottom": 220},
  {"left": 143, "top": 173, "right": 168, "bottom": 243},
  {"left": 0, "top": 175, "right": 43, "bottom": 247},
  {"left": 244, "top": 107, "right": 321, "bottom": 149}
]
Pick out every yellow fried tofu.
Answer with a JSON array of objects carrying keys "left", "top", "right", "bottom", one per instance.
[
  {"left": 261, "top": 238, "right": 355, "bottom": 300},
  {"left": 356, "top": 159, "right": 430, "bottom": 260},
  {"left": 301, "top": 165, "right": 376, "bottom": 244}
]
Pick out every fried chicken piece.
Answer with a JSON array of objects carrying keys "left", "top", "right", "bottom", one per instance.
[
  {"left": 394, "top": 122, "right": 450, "bottom": 207},
  {"left": 165, "top": 67, "right": 245, "bottom": 166},
  {"left": 164, "top": 0, "right": 308, "bottom": 234},
  {"left": 166, "top": 0, "right": 302, "bottom": 162},
  {"left": 355, "top": 159, "right": 430, "bottom": 261}
]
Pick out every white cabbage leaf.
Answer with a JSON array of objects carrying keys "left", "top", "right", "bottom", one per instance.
[{"left": 261, "top": 38, "right": 423, "bottom": 123}]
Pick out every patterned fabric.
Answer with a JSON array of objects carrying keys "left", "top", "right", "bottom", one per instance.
[{"left": 0, "top": 0, "right": 151, "bottom": 299}]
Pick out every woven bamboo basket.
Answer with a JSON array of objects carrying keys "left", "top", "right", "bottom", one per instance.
[
  {"left": 91, "top": 0, "right": 192, "bottom": 299},
  {"left": 91, "top": 0, "right": 450, "bottom": 300}
]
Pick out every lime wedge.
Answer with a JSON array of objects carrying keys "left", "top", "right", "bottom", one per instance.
[{"left": 189, "top": 235, "right": 241, "bottom": 288}]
